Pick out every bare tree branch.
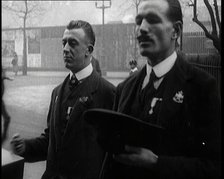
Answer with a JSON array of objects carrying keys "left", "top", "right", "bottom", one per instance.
[
  {"left": 118, "top": 0, "right": 142, "bottom": 18},
  {"left": 192, "top": 17, "right": 214, "bottom": 40},
  {"left": 2, "top": 0, "right": 48, "bottom": 75},
  {"left": 203, "top": 0, "right": 217, "bottom": 36},
  {"left": 2, "top": 4, "right": 26, "bottom": 15},
  {"left": 190, "top": 0, "right": 220, "bottom": 53},
  {"left": 213, "top": 0, "right": 221, "bottom": 29},
  {"left": 118, "top": 0, "right": 128, "bottom": 9},
  {"left": 27, "top": 5, "right": 37, "bottom": 14},
  {"left": 192, "top": 0, "right": 211, "bottom": 39},
  {"left": 117, "top": 1, "right": 135, "bottom": 17}
]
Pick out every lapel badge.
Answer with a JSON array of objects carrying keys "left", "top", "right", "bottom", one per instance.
[
  {"left": 79, "top": 96, "right": 89, "bottom": 103},
  {"left": 173, "top": 91, "right": 184, "bottom": 103}
]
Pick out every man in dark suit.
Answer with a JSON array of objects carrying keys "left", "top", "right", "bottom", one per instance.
[
  {"left": 104, "top": 0, "right": 221, "bottom": 178},
  {"left": 91, "top": 56, "right": 102, "bottom": 76},
  {"left": 10, "top": 20, "right": 115, "bottom": 179},
  {"left": 129, "top": 60, "right": 138, "bottom": 76}
]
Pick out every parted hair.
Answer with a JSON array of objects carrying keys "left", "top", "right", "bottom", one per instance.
[
  {"left": 142, "top": 0, "right": 183, "bottom": 24},
  {"left": 66, "top": 20, "right": 96, "bottom": 46},
  {"left": 166, "top": 0, "right": 183, "bottom": 24}
]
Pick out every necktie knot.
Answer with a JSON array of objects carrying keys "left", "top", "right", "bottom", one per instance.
[
  {"left": 69, "top": 75, "right": 79, "bottom": 88},
  {"left": 149, "top": 69, "right": 159, "bottom": 83}
]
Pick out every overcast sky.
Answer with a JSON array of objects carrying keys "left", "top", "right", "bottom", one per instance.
[
  {"left": 2, "top": 0, "right": 221, "bottom": 29},
  {"left": 2, "top": 0, "right": 136, "bottom": 28}
]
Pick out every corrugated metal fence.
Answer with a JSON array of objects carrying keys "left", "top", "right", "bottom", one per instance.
[
  {"left": 182, "top": 31, "right": 218, "bottom": 55},
  {"left": 186, "top": 54, "right": 221, "bottom": 91}
]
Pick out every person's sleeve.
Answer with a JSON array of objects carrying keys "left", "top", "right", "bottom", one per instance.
[
  {"left": 112, "top": 83, "right": 123, "bottom": 111},
  {"left": 96, "top": 60, "right": 102, "bottom": 76},
  {"left": 154, "top": 77, "right": 221, "bottom": 179},
  {"left": 103, "top": 82, "right": 116, "bottom": 110},
  {"left": 21, "top": 91, "right": 56, "bottom": 162}
]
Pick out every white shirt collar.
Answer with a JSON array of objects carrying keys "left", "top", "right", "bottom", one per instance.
[
  {"left": 69, "top": 63, "right": 93, "bottom": 81},
  {"left": 131, "top": 67, "right": 138, "bottom": 72},
  {"left": 146, "top": 51, "right": 177, "bottom": 78}
]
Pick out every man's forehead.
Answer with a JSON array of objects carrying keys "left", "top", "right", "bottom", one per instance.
[
  {"left": 63, "top": 28, "right": 85, "bottom": 38},
  {"left": 139, "top": 0, "right": 169, "bottom": 14}
]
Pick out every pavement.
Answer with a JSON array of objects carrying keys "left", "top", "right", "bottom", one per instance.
[{"left": 5, "top": 70, "right": 129, "bottom": 78}]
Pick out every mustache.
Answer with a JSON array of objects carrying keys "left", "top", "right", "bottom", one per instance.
[
  {"left": 64, "top": 55, "right": 71, "bottom": 58},
  {"left": 63, "top": 55, "right": 72, "bottom": 63},
  {"left": 137, "top": 35, "right": 153, "bottom": 43}
]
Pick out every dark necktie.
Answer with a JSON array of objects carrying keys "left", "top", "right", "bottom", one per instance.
[
  {"left": 69, "top": 75, "right": 79, "bottom": 89},
  {"left": 140, "top": 69, "right": 159, "bottom": 103}
]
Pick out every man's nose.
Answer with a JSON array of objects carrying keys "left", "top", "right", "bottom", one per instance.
[
  {"left": 63, "top": 42, "right": 70, "bottom": 52},
  {"left": 139, "top": 19, "right": 150, "bottom": 34}
]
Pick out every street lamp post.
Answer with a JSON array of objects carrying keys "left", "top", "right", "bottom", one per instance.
[
  {"left": 95, "top": 0, "right": 111, "bottom": 50},
  {"left": 95, "top": 0, "right": 111, "bottom": 73},
  {"left": 95, "top": 0, "right": 111, "bottom": 28}
]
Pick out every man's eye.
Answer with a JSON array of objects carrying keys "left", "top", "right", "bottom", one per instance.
[
  {"left": 135, "top": 17, "right": 142, "bottom": 25},
  {"left": 145, "top": 17, "right": 161, "bottom": 24},
  {"left": 62, "top": 40, "right": 77, "bottom": 47},
  {"left": 69, "top": 42, "right": 76, "bottom": 47},
  {"left": 68, "top": 40, "right": 77, "bottom": 47},
  {"left": 62, "top": 41, "right": 67, "bottom": 47}
]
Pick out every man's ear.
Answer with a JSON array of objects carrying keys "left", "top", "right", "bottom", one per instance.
[
  {"left": 88, "top": 44, "right": 94, "bottom": 54},
  {"left": 172, "top": 21, "right": 182, "bottom": 40},
  {"left": 85, "top": 44, "right": 94, "bottom": 57}
]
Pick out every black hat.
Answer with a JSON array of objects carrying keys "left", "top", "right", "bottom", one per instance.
[{"left": 83, "top": 109, "right": 165, "bottom": 154}]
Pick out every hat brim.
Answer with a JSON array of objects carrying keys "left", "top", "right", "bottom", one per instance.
[{"left": 83, "top": 109, "right": 165, "bottom": 154}]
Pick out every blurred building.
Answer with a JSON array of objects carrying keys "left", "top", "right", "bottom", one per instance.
[
  {"left": 2, "top": 22, "right": 218, "bottom": 73},
  {"left": 2, "top": 1, "right": 220, "bottom": 72}
]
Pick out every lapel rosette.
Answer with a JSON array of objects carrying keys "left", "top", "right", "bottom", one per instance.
[
  {"left": 79, "top": 96, "right": 92, "bottom": 107},
  {"left": 173, "top": 90, "right": 184, "bottom": 103}
]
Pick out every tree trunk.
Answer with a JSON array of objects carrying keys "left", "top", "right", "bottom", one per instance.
[
  {"left": 22, "top": 25, "right": 27, "bottom": 75},
  {"left": 22, "top": 1, "right": 28, "bottom": 75}
]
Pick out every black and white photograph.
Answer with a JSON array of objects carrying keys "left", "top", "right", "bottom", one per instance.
[{"left": 2, "top": 0, "right": 221, "bottom": 179}]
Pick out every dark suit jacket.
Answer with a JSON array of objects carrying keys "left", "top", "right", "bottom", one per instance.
[
  {"left": 106, "top": 53, "right": 221, "bottom": 179},
  {"left": 91, "top": 57, "right": 102, "bottom": 76},
  {"left": 22, "top": 70, "right": 115, "bottom": 179}
]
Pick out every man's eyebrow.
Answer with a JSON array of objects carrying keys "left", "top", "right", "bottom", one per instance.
[
  {"left": 145, "top": 13, "right": 161, "bottom": 19},
  {"left": 62, "top": 37, "right": 77, "bottom": 41},
  {"left": 140, "top": 12, "right": 160, "bottom": 19},
  {"left": 136, "top": 12, "right": 162, "bottom": 23},
  {"left": 135, "top": 14, "right": 142, "bottom": 20}
]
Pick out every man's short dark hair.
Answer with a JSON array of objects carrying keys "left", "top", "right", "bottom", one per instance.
[
  {"left": 142, "top": 0, "right": 183, "bottom": 24},
  {"left": 166, "top": 0, "right": 183, "bottom": 24},
  {"left": 66, "top": 20, "right": 95, "bottom": 46}
]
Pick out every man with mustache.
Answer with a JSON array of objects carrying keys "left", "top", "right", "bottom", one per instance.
[
  {"left": 103, "top": 0, "right": 221, "bottom": 178},
  {"left": 11, "top": 20, "right": 115, "bottom": 179}
]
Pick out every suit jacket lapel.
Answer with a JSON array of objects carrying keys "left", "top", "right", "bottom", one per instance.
[
  {"left": 54, "top": 76, "right": 68, "bottom": 149},
  {"left": 62, "top": 71, "right": 99, "bottom": 140},
  {"left": 157, "top": 55, "right": 190, "bottom": 128},
  {"left": 118, "top": 66, "right": 146, "bottom": 114}
]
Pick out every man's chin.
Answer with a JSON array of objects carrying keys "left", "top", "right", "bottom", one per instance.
[
  {"left": 140, "top": 50, "right": 152, "bottom": 57},
  {"left": 64, "top": 62, "right": 72, "bottom": 70},
  {"left": 140, "top": 45, "right": 158, "bottom": 55}
]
